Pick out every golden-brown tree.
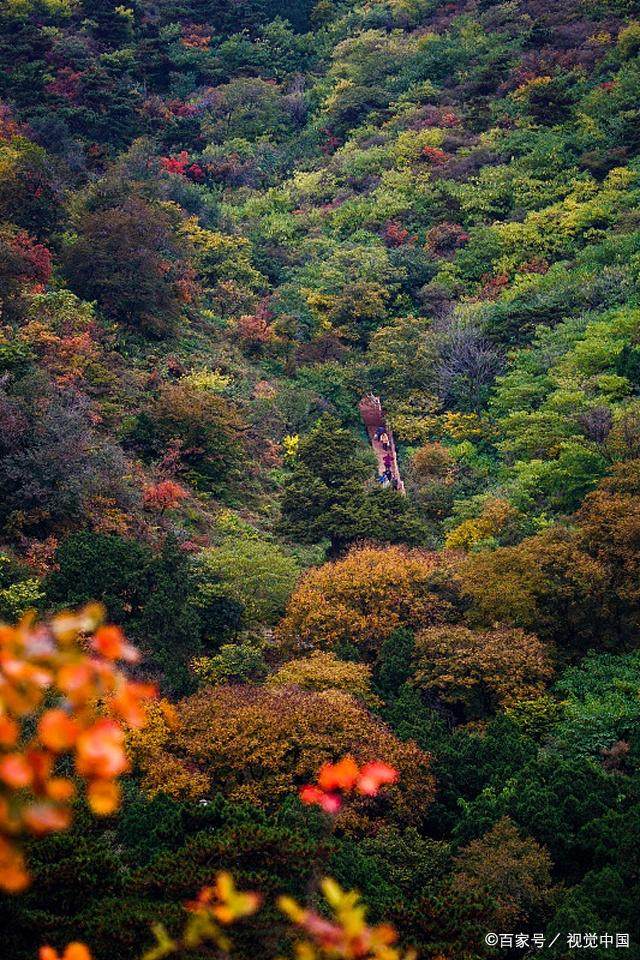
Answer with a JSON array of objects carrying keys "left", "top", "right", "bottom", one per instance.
[
  {"left": 412, "top": 625, "right": 553, "bottom": 720},
  {"left": 457, "top": 527, "right": 608, "bottom": 650},
  {"left": 131, "top": 685, "right": 434, "bottom": 830},
  {"left": 448, "top": 817, "right": 556, "bottom": 931},
  {"left": 275, "top": 545, "right": 451, "bottom": 660},
  {"left": 577, "top": 459, "right": 640, "bottom": 613},
  {"left": 268, "top": 651, "right": 380, "bottom": 706}
]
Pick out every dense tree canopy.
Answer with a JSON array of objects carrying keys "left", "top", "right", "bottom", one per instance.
[
  {"left": 412, "top": 625, "right": 554, "bottom": 720},
  {"left": 276, "top": 545, "right": 451, "bottom": 660},
  {"left": 132, "top": 685, "right": 435, "bottom": 830},
  {"left": 1, "top": 0, "right": 640, "bottom": 955}
]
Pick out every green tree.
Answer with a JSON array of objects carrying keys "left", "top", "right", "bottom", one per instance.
[
  {"left": 278, "top": 414, "right": 373, "bottom": 551},
  {"left": 193, "top": 536, "right": 300, "bottom": 628},
  {"left": 279, "top": 415, "right": 427, "bottom": 551},
  {"left": 45, "top": 532, "right": 152, "bottom": 624},
  {"left": 136, "top": 381, "right": 247, "bottom": 492},
  {"left": 131, "top": 537, "right": 207, "bottom": 696},
  {"left": 373, "top": 628, "right": 416, "bottom": 702}
]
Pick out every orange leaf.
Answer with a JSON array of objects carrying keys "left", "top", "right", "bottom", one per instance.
[
  {"left": 0, "top": 753, "right": 33, "bottom": 789},
  {"left": 64, "top": 946, "right": 93, "bottom": 960},
  {"left": 356, "top": 761, "right": 398, "bottom": 796},
  {"left": 87, "top": 779, "right": 120, "bottom": 816},
  {"left": 39, "top": 949, "right": 59, "bottom": 960},
  {"left": 299, "top": 785, "right": 342, "bottom": 814},
  {"left": 92, "top": 626, "right": 139, "bottom": 663},
  {"left": 317, "top": 756, "right": 359, "bottom": 792},
  {"left": 45, "top": 778, "right": 75, "bottom": 803},
  {"left": 39, "top": 944, "right": 93, "bottom": 960},
  {"left": 38, "top": 709, "right": 79, "bottom": 752},
  {"left": 75, "top": 720, "right": 128, "bottom": 779},
  {"left": 56, "top": 663, "right": 93, "bottom": 703},
  {"left": 110, "top": 681, "right": 156, "bottom": 728},
  {"left": 23, "top": 803, "right": 72, "bottom": 836},
  {"left": 0, "top": 837, "right": 29, "bottom": 893},
  {"left": 0, "top": 715, "right": 18, "bottom": 746},
  {"left": 25, "top": 748, "right": 54, "bottom": 786}
]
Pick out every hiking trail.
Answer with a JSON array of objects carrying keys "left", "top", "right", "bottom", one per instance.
[{"left": 358, "top": 394, "right": 406, "bottom": 495}]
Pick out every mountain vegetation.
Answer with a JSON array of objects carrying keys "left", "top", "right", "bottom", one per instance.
[{"left": 1, "top": 0, "right": 640, "bottom": 956}]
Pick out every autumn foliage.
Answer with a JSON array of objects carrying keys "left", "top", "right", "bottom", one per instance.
[
  {"left": 457, "top": 527, "right": 609, "bottom": 649},
  {"left": 447, "top": 818, "right": 556, "bottom": 934},
  {"left": 276, "top": 545, "right": 451, "bottom": 660},
  {"left": 0, "top": 607, "right": 154, "bottom": 893},
  {"left": 0, "top": 224, "right": 52, "bottom": 319},
  {"left": 300, "top": 756, "right": 399, "bottom": 814},
  {"left": 280, "top": 878, "right": 417, "bottom": 960},
  {"left": 412, "top": 625, "right": 554, "bottom": 719},
  {"left": 268, "top": 651, "right": 380, "bottom": 706},
  {"left": 3, "top": 613, "right": 412, "bottom": 960},
  {"left": 577, "top": 459, "right": 640, "bottom": 610},
  {"left": 142, "top": 479, "right": 189, "bottom": 513},
  {"left": 131, "top": 685, "right": 434, "bottom": 828},
  {"left": 40, "top": 946, "right": 92, "bottom": 960}
]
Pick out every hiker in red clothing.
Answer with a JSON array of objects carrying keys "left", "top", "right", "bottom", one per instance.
[{"left": 359, "top": 394, "right": 405, "bottom": 496}]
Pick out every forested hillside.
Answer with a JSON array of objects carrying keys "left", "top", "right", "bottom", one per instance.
[{"left": 1, "top": 0, "right": 640, "bottom": 957}]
